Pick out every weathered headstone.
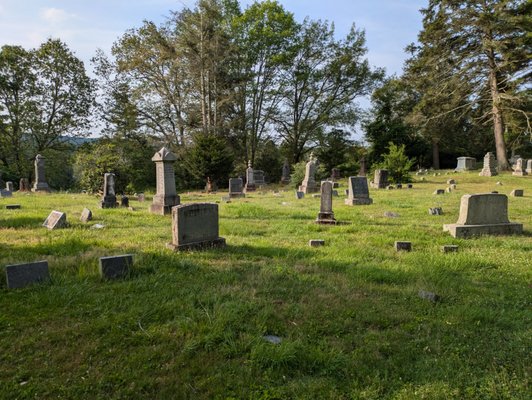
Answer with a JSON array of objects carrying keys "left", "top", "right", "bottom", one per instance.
[
  {"left": 245, "top": 161, "right": 256, "bottom": 192},
  {"left": 205, "top": 177, "right": 217, "bottom": 193},
  {"left": 510, "top": 189, "right": 524, "bottom": 197},
  {"left": 345, "top": 176, "right": 373, "bottom": 205},
  {"left": 331, "top": 168, "right": 340, "bottom": 181},
  {"left": 441, "top": 245, "right": 458, "bottom": 253},
  {"left": 447, "top": 179, "right": 456, "bottom": 185},
  {"left": 5, "top": 261, "right": 50, "bottom": 289},
  {"left": 512, "top": 158, "right": 527, "bottom": 176},
  {"left": 295, "top": 191, "right": 304, "bottom": 199},
  {"left": 150, "top": 147, "right": 180, "bottom": 215},
  {"left": 370, "top": 169, "right": 388, "bottom": 189},
  {"left": 31, "top": 154, "right": 50, "bottom": 192},
  {"left": 446, "top": 187, "right": 453, "bottom": 193},
  {"left": 281, "top": 159, "right": 291, "bottom": 185},
  {"left": 358, "top": 157, "right": 367, "bottom": 176},
  {"left": 229, "top": 178, "right": 245, "bottom": 198},
  {"left": 167, "top": 203, "right": 226, "bottom": 251},
  {"left": 137, "top": 193, "right": 145, "bottom": 202},
  {"left": 100, "top": 173, "right": 118, "bottom": 209},
  {"left": 428, "top": 207, "right": 443, "bottom": 215},
  {"left": 387, "top": 185, "right": 394, "bottom": 190},
  {"left": 120, "top": 195, "right": 129, "bottom": 208},
  {"left": 254, "top": 170, "right": 266, "bottom": 185},
  {"left": 526, "top": 159, "right": 532, "bottom": 175},
  {"left": 6, "top": 181, "right": 14, "bottom": 192},
  {"left": 407, "top": 184, "right": 413, "bottom": 189},
  {"left": 298, "top": 153, "right": 318, "bottom": 194},
  {"left": 479, "top": 152, "right": 498, "bottom": 176},
  {"left": 0, "top": 189, "right": 12, "bottom": 198},
  {"left": 5, "top": 204, "right": 21, "bottom": 209},
  {"left": 315, "top": 181, "right": 336, "bottom": 224},
  {"left": 43, "top": 210, "right": 67, "bottom": 229},
  {"left": 18, "top": 178, "right": 29, "bottom": 192},
  {"left": 99, "top": 254, "right": 133, "bottom": 280},
  {"left": 309, "top": 239, "right": 325, "bottom": 247},
  {"left": 80, "top": 208, "right": 92, "bottom": 223},
  {"left": 396, "top": 183, "right": 402, "bottom": 189},
  {"left": 443, "top": 193, "right": 523, "bottom": 238},
  {"left": 395, "top": 241, "right": 412, "bottom": 251},
  {"left": 434, "top": 189, "right": 445, "bottom": 195},
  {"left": 455, "top": 157, "right": 476, "bottom": 171}
]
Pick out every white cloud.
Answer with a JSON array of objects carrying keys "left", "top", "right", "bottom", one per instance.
[{"left": 40, "top": 8, "right": 75, "bottom": 24}]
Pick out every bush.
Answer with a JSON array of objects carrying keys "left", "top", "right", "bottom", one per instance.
[{"left": 373, "top": 142, "right": 415, "bottom": 183}]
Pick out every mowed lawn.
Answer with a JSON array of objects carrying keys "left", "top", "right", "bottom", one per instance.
[{"left": 0, "top": 171, "right": 531, "bottom": 399}]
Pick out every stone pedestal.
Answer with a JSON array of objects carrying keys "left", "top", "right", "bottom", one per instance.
[
  {"left": 479, "top": 152, "right": 498, "bottom": 177},
  {"left": 315, "top": 181, "right": 336, "bottom": 224},
  {"left": 31, "top": 154, "right": 50, "bottom": 192},
  {"left": 149, "top": 147, "right": 180, "bottom": 215},
  {"left": 455, "top": 157, "right": 476, "bottom": 171},
  {"left": 345, "top": 176, "right": 373, "bottom": 205},
  {"left": 244, "top": 161, "right": 256, "bottom": 192},
  {"left": 100, "top": 173, "right": 118, "bottom": 208}
]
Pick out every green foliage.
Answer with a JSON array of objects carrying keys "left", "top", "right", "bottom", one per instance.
[
  {"left": 315, "top": 129, "right": 357, "bottom": 176},
  {"left": 254, "top": 139, "right": 282, "bottom": 183},
  {"left": 374, "top": 142, "right": 415, "bottom": 183}
]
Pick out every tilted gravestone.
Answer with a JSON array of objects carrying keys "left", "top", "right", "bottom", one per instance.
[
  {"left": 150, "top": 147, "right": 180, "bottom": 215},
  {"left": 19, "top": 178, "right": 29, "bottom": 192},
  {"left": 315, "top": 181, "right": 336, "bottom": 224},
  {"left": 370, "top": 169, "right": 388, "bottom": 189},
  {"left": 80, "top": 208, "right": 92, "bottom": 223},
  {"left": 281, "top": 159, "right": 291, "bottom": 184},
  {"left": 512, "top": 158, "right": 527, "bottom": 176},
  {"left": 31, "top": 154, "right": 50, "bottom": 192},
  {"left": 245, "top": 161, "right": 256, "bottom": 192},
  {"left": 455, "top": 157, "right": 476, "bottom": 171},
  {"left": 100, "top": 173, "right": 118, "bottom": 208},
  {"left": 229, "top": 178, "right": 245, "bottom": 198},
  {"left": 99, "top": 255, "right": 133, "bottom": 280},
  {"left": 479, "top": 152, "right": 498, "bottom": 177},
  {"left": 5, "top": 261, "right": 50, "bottom": 289},
  {"left": 443, "top": 193, "right": 523, "bottom": 238},
  {"left": 167, "top": 203, "right": 226, "bottom": 251},
  {"left": 345, "top": 176, "right": 373, "bottom": 205},
  {"left": 43, "top": 210, "right": 67, "bottom": 229},
  {"left": 298, "top": 153, "right": 318, "bottom": 194}
]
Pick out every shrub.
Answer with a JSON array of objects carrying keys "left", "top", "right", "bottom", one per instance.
[{"left": 373, "top": 142, "right": 415, "bottom": 183}]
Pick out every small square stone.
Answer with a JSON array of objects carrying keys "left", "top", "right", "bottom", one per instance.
[
  {"left": 309, "top": 239, "right": 325, "bottom": 247},
  {"left": 510, "top": 189, "right": 523, "bottom": 197},
  {"left": 441, "top": 245, "right": 458, "bottom": 253},
  {"left": 394, "top": 241, "right": 412, "bottom": 251},
  {"left": 5, "top": 204, "right": 21, "bottom": 209}
]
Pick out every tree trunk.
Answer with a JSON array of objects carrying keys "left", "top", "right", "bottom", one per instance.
[{"left": 432, "top": 137, "right": 440, "bottom": 170}]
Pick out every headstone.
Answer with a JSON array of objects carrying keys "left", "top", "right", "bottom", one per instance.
[
  {"left": 370, "top": 169, "right": 388, "bottom": 189},
  {"left": 396, "top": 184, "right": 402, "bottom": 189},
  {"left": 315, "top": 181, "right": 336, "bottom": 224},
  {"left": 263, "top": 335, "right": 282, "bottom": 345},
  {"left": 137, "top": 193, "right": 145, "bottom": 202},
  {"left": 455, "top": 157, "right": 476, "bottom": 171},
  {"left": 345, "top": 176, "right": 373, "bottom": 205},
  {"left": 309, "top": 239, "right": 325, "bottom": 247},
  {"left": 229, "top": 178, "right": 245, "bottom": 198},
  {"left": 509, "top": 154, "right": 521, "bottom": 166},
  {"left": 253, "top": 170, "right": 265, "bottom": 185},
  {"left": 407, "top": 184, "right": 413, "bottom": 189},
  {"left": 295, "top": 191, "right": 304, "bottom": 199},
  {"left": 6, "top": 204, "right": 21, "bottom": 209},
  {"left": 358, "top": 157, "right": 367, "bottom": 176},
  {"left": 447, "top": 179, "right": 456, "bottom": 185},
  {"left": 43, "top": 210, "right": 67, "bottom": 229},
  {"left": 434, "top": 189, "right": 445, "bottom": 195},
  {"left": 344, "top": 189, "right": 349, "bottom": 196},
  {"left": 18, "top": 178, "right": 29, "bottom": 192},
  {"left": 245, "top": 161, "right": 256, "bottom": 192},
  {"left": 5, "top": 261, "right": 50, "bottom": 289},
  {"left": 526, "top": 159, "right": 532, "bottom": 174},
  {"left": 6, "top": 181, "right": 14, "bottom": 192},
  {"left": 80, "top": 208, "right": 92, "bottom": 223},
  {"left": 167, "top": 203, "right": 226, "bottom": 251},
  {"left": 120, "top": 195, "right": 129, "bottom": 208},
  {"left": 0, "top": 189, "right": 12, "bottom": 198},
  {"left": 205, "top": 177, "right": 217, "bottom": 193},
  {"left": 446, "top": 187, "right": 453, "bottom": 193},
  {"left": 150, "top": 147, "right": 180, "bottom": 215},
  {"left": 331, "top": 168, "right": 340, "bottom": 181},
  {"left": 281, "top": 159, "right": 291, "bottom": 185},
  {"left": 479, "top": 152, "right": 498, "bottom": 176},
  {"left": 441, "top": 245, "right": 458, "bottom": 253},
  {"left": 394, "top": 241, "right": 412, "bottom": 251},
  {"left": 99, "top": 254, "right": 133, "bottom": 280},
  {"left": 443, "top": 193, "right": 523, "bottom": 238},
  {"left": 298, "top": 153, "right": 318, "bottom": 194},
  {"left": 450, "top": 184, "right": 457, "bottom": 190},
  {"left": 387, "top": 185, "right": 394, "bottom": 190},
  {"left": 418, "top": 290, "right": 440, "bottom": 303},
  {"left": 100, "top": 173, "right": 118, "bottom": 209},
  {"left": 332, "top": 182, "right": 339, "bottom": 188},
  {"left": 510, "top": 189, "right": 524, "bottom": 197},
  {"left": 512, "top": 158, "right": 527, "bottom": 176},
  {"left": 31, "top": 154, "right": 51, "bottom": 192},
  {"left": 428, "top": 207, "right": 443, "bottom": 215}
]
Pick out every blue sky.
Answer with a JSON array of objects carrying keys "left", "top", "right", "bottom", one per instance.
[{"left": 0, "top": 0, "right": 427, "bottom": 77}]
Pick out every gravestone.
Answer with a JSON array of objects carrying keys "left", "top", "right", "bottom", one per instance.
[
  {"left": 443, "top": 193, "right": 523, "bottom": 238},
  {"left": 479, "top": 152, "right": 498, "bottom": 176},
  {"left": 245, "top": 161, "right": 256, "bottom": 192},
  {"left": 295, "top": 191, "right": 304, "bottom": 199},
  {"left": 6, "top": 181, "right": 14, "bottom": 192},
  {"left": 345, "top": 176, "right": 373, "bottom": 205},
  {"left": 5, "top": 261, "right": 50, "bottom": 289},
  {"left": 19, "top": 178, "right": 29, "bottom": 192},
  {"left": 99, "top": 255, "right": 133, "bottom": 280},
  {"left": 526, "top": 159, "right": 532, "bottom": 174},
  {"left": 309, "top": 239, "right": 325, "bottom": 247},
  {"left": 281, "top": 159, "right": 291, "bottom": 184},
  {"left": 253, "top": 170, "right": 266, "bottom": 185},
  {"left": 446, "top": 187, "right": 453, "bottom": 193},
  {"left": 429, "top": 207, "right": 443, "bottom": 215},
  {"left": 6, "top": 204, "right": 21, "bottom": 209},
  {"left": 100, "top": 173, "right": 118, "bottom": 208},
  {"left": 229, "top": 178, "right": 245, "bottom": 198},
  {"left": 447, "top": 179, "right": 456, "bottom": 185},
  {"left": 31, "top": 154, "right": 50, "bottom": 192},
  {"left": 150, "top": 147, "right": 180, "bottom": 215},
  {"left": 441, "top": 245, "right": 458, "bottom": 253},
  {"left": 80, "top": 208, "right": 92, "bottom": 223},
  {"left": 43, "top": 210, "right": 67, "bottom": 229},
  {"left": 358, "top": 157, "right": 367, "bottom": 176},
  {"left": 387, "top": 185, "right": 394, "bottom": 190},
  {"left": 167, "top": 203, "right": 226, "bottom": 251},
  {"left": 137, "top": 193, "right": 145, "bottom": 202},
  {"left": 510, "top": 189, "right": 523, "bottom": 197},
  {"left": 120, "top": 195, "right": 129, "bottom": 208},
  {"left": 298, "top": 153, "right": 318, "bottom": 194},
  {"left": 512, "top": 158, "right": 527, "bottom": 176},
  {"left": 0, "top": 189, "right": 12, "bottom": 198},
  {"left": 315, "top": 181, "right": 336, "bottom": 224},
  {"left": 434, "top": 189, "right": 445, "bottom": 195},
  {"left": 370, "top": 169, "right": 388, "bottom": 189},
  {"left": 205, "top": 177, "right": 217, "bottom": 193},
  {"left": 455, "top": 157, "right": 476, "bottom": 171},
  {"left": 396, "top": 184, "right": 402, "bottom": 189},
  {"left": 407, "top": 184, "right": 413, "bottom": 189},
  {"left": 395, "top": 241, "right": 412, "bottom": 252}
]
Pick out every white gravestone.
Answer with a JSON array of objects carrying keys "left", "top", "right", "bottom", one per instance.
[{"left": 149, "top": 147, "right": 180, "bottom": 215}]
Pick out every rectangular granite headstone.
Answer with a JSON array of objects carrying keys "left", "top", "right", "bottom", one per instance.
[
  {"left": 43, "top": 210, "right": 67, "bottom": 229},
  {"left": 5, "top": 261, "right": 50, "bottom": 289},
  {"left": 99, "top": 255, "right": 133, "bottom": 279},
  {"left": 345, "top": 176, "right": 373, "bottom": 205}
]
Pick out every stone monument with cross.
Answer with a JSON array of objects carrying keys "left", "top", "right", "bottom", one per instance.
[
  {"left": 31, "top": 154, "right": 50, "bottom": 192},
  {"left": 150, "top": 146, "right": 180, "bottom": 215}
]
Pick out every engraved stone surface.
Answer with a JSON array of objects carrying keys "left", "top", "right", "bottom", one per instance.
[
  {"left": 43, "top": 210, "right": 67, "bottom": 229},
  {"left": 5, "top": 261, "right": 50, "bottom": 289},
  {"left": 0, "top": 189, "right": 12, "bottom": 198},
  {"left": 100, "top": 173, "right": 118, "bottom": 208},
  {"left": 80, "top": 208, "right": 92, "bottom": 223},
  {"left": 455, "top": 157, "right": 476, "bottom": 171},
  {"left": 315, "top": 181, "right": 336, "bottom": 224},
  {"left": 443, "top": 193, "right": 523, "bottom": 238},
  {"left": 441, "top": 245, "right": 458, "bottom": 253},
  {"left": 99, "top": 254, "right": 133, "bottom": 280},
  {"left": 167, "top": 203, "right": 226, "bottom": 251},
  {"left": 281, "top": 159, "right": 291, "bottom": 184},
  {"left": 229, "top": 178, "right": 245, "bottom": 198},
  {"left": 6, "top": 204, "right": 21, "bottom": 209},
  {"left": 394, "top": 241, "right": 412, "bottom": 251},
  {"left": 31, "top": 154, "right": 50, "bottom": 192},
  {"left": 150, "top": 147, "right": 180, "bottom": 215},
  {"left": 345, "top": 176, "right": 372, "bottom": 205},
  {"left": 479, "top": 152, "right": 498, "bottom": 176},
  {"left": 298, "top": 153, "right": 318, "bottom": 194}
]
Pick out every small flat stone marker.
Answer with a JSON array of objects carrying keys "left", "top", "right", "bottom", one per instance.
[
  {"left": 510, "top": 189, "right": 523, "bottom": 197},
  {"left": 43, "top": 210, "right": 67, "bottom": 229},
  {"left": 5, "top": 261, "right": 50, "bottom": 289},
  {"left": 418, "top": 290, "right": 440, "bottom": 303},
  {"left": 434, "top": 189, "right": 445, "bottom": 195},
  {"left": 384, "top": 211, "right": 400, "bottom": 218},
  {"left": 395, "top": 241, "right": 412, "bottom": 251},
  {"left": 428, "top": 207, "right": 443, "bottom": 215},
  {"left": 407, "top": 184, "right": 413, "bottom": 189},
  {"left": 447, "top": 179, "right": 456, "bottom": 185},
  {"left": 295, "top": 191, "right": 304, "bottom": 199},
  {"left": 441, "top": 245, "right": 458, "bottom": 253},
  {"left": 99, "top": 254, "right": 133, "bottom": 280},
  {"left": 263, "top": 335, "right": 282, "bottom": 345},
  {"left": 80, "top": 208, "right": 92, "bottom": 223},
  {"left": 309, "top": 239, "right": 325, "bottom": 247},
  {"left": 5, "top": 204, "right": 21, "bottom": 209}
]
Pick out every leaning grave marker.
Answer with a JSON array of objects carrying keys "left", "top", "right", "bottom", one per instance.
[
  {"left": 5, "top": 261, "right": 50, "bottom": 289},
  {"left": 43, "top": 210, "right": 67, "bottom": 229},
  {"left": 315, "top": 181, "right": 336, "bottom": 225}
]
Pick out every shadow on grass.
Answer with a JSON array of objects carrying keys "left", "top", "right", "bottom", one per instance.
[
  {"left": 0, "top": 216, "right": 44, "bottom": 228},
  {"left": 222, "top": 244, "right": 315, "bottom": 261}
]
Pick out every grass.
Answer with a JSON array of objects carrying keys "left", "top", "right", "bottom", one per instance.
[{"left": 0, "top": 171, "right": 531, "bottom": 399}]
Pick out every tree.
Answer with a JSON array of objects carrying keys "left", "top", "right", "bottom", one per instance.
[{"left": 374, "top": 143, "right": 415, "bottom": 183}]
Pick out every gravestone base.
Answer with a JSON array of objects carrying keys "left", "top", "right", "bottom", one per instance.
[
  {"left": 512, "top": 171, "right": 527, "bottom": 177},
  {"left": 149, "top": 195, "right": 180, "bottom": 215},
  {"left": 167, "top": 237, "right": 226, "bottom": 251},
  {"left": 229, "top": 193, "right": 245, "bottom": 199},
  {"left": 31, "top": 183, "right": 50, "bottom": 193},
  {"left": 100, "top": 196, "right": 118, "bottom": 209},
  {"left": 315, "top": 212, "right": 337, "bottom": 225},
  {"left": 345, "top": 198, "right": 373, "bottom": 205},
  {"left": 299, "top": 184, "right": 318, "bottom": 194},
  {"left": 244, "top": 184, "right": 256, "bottom": 192},
  {"left": 443, "top": 222, "right": 523, "bottom": 238}
]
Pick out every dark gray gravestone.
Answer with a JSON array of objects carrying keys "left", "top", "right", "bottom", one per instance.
[
  {"left": 309, "top": 239, "right": 325, "bottom": 247},
  {"left": 80, "top": 208, "right": 92, "bottom": 223},
  {"left": 229, "top": 178, "right": 245, "bottom": 198},
  {"left": 315, "top": 181, "right": 336, "bottom": 224},
  {"left": 99, "top": 254, "right": 133, "bottom": 279},
  {"left": 43, "top": 210, "right": 67, "bottom": 229},
  {"left": 441, "top": 245, "right": 458, "bottom": 253},
  {"left": 6, "top": 204, "right": 21, "bottom": 209},
  {"left": 120, "top": 195, "right": 129, "bottom": 208},
  {"left": 510, "top": 189, "right": 524, "bottom": 197},
  {"left": 433, "top": 189, "right": 445, "bottom": 195},
  {"left": 295, "top": 191, "right": 304, "bottom": 199},
  {"left": 100, "top": 173, "right": 118, "bottom": 209},
  {"left": 345, "top": 176, "right": 372, "bottom": 205},
  {"left": 429, "top": 207, "right": 443, "bottom": 215},
  {"left": 5, "top": 261, "right": 50, "bottom": 289},
  {"left": 394, "top": 241, "right": 412, "bottom": 251},
  {"left": 0, "top": 189, "right": 12, "bottom": 198},
  {"left": 167, "top": 203, "right": 226, "bottom": 251}
]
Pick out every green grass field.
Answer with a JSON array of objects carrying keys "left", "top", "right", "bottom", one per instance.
[{"left": 1, "top": 171, "right": 531, "bottom": 399}]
